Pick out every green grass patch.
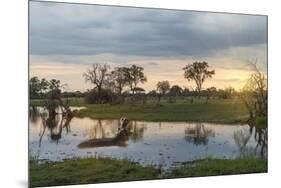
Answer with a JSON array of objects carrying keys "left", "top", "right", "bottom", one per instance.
[
  {"left": 30, "top": 158, "right": 160, "bottom": 187},
  {"left": 30, "top": 98, "right": 249, "bottom": 123},
  {"left": 30, "top": 97, "right": 86, "bottom": 107},
  {"left": 255, "top": 116, "right": 267, "bottom": 129},
  {"left": 30, "top": 157, "right": 267, "bottom": 187},
  {"left": 169, "top": 157, "right": 267, "bottom": 178},
  {"left": 77, "top": 102, "right": 248, "bottom": 123}
]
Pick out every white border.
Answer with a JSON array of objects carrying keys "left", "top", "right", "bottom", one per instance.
[{"left": 1, "top": 0, "right": 280, "bottom": 188}]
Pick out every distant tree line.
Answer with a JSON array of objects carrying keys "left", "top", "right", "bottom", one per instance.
[
  {"left": 83, "top": 64, "right": 147, "bottom": 104},
  {"left": 30, "top": 61, "right": 267, "bottom": 121},
  {"left": 29, "top": 61, "right": 229, "bottom": 102}
]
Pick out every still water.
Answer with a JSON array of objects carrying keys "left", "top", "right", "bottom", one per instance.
[{"left": 29, "top": 107, "right": 267, "bottom": 168}]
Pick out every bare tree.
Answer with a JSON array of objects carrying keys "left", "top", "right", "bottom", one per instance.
[
  {"left": 240, "top": 62, "right": 267, "bottom": 119},
  {"left": 183, "top": 61, "right": 215, "bottom": 98},
  {"left": 83, "top": 63, "right": 110, "bottom": 93}
]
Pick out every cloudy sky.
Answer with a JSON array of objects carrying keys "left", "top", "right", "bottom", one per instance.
[{"left": 29, "top": 1, "right": 267, "bottom": 92}]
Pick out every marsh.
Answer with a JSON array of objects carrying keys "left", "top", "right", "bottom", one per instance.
[{"left": 29, "top": 106, "right": 267, "bottom": 169}]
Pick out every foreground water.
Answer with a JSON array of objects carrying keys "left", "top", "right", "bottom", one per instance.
[{"left": 29, "top": 107, "right": 267, "bottom": 168}]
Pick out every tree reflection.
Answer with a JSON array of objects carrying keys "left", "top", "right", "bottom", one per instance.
[
  {"left": 184, "top": 123, "right": 215, "bottom": 145},
  {"left": 29, "top": 105, "right": 39, "bottom": 124},
  {"left": 78, "top": 120, "right": 146, "bottom": 148},
  {"left": 233, "top": 128, "right": 252, "bottom": 156},
  {"left": 233, "top": 124, "right": 267, "bottom": 158},
  {"left": 87, "top": 120, "right": 107, "bottom": 139},
  {"left": 254, "top": 126, "right": 267, "bottom": 157},
  {"left": 78, "top": 129, "right": 131, "bottom": 148},
  {"left": 129, "top": 121, "right": 146, "bottom": 142},
  {"left": 39, "top": 107, "right": 73, "bottom": 145}
]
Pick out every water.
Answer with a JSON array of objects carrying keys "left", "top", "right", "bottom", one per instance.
[{"left": 29, "top": 107, "right": 267, "bottom": 168}]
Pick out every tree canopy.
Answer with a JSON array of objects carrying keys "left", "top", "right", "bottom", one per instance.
[{"left": 183, "top": 61, "right": 215, "bottom": 96}]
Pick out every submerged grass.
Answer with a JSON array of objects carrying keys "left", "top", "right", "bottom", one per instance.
[{"left": 30, "top": 157, "right": 267, "bottom": 187}]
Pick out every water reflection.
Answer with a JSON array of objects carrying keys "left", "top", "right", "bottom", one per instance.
[
  {"left": 233, "top": 124, "right": 267, "bottom": 158},
  {"left": 29, "top": 105, "right": 40, "bottom": 124},
  {"left": 40, "top": 113, "right": 73, "bottom": 144},
  {"left": 29, "top": 106, "right": 267, "bottom": 167},
  {"left": 78, "top": 129, "right": 131, "bottom": 148},
  {"left": 129, "top": 121, "right": 146, "bottom": 143},
  {"left": 78, "top": 120, "right": 146, "bottom": 148},
  {"left": 184, "top": 123, "right": 215, "bottom": 145}
]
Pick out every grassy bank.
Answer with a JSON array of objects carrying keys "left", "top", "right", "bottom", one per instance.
[
  {"left": 30, "top": 158, "right": 160, "bottom": 187},
  {"left": 169, "top": 157, "right": 267, "bottom": 178},
  {"left": 30, "top": 157, "right": 267, "bottom": 187},
  {"left": 30, "top": 98, "right": 249, "bottom": 123},
  {"left": 77, "top": 98, "right": 249, "bottom": 123}
]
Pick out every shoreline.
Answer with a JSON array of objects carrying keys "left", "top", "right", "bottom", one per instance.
[{"left": 30, "top": 156, "right": 267, "bottom": 187}]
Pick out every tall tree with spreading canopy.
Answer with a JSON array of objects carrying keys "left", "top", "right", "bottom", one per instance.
[
  {"left": 29, "top": 76, "right": 41, "bottom": 98},
  {"left": 39, "top": 78, "right": 49, "bottom": 96},
  {"left": 110, "top": 67, "right": 128, "bottom": 95},
  {"left": 183, "top": 61, "right": 215, "bottom": 98},
  {"left": 124, "top": 65, "right": 147, "bottom": 94},
  {"left": 156, "top": 80, "right": 170, "bottom": 103},
  {"left": 29, "top": 77, "right": 50, "bottom": 98}
]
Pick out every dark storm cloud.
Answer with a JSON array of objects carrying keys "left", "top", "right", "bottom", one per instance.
[{"left": 30, "top": 1, "right": 267, "bottom": 58}]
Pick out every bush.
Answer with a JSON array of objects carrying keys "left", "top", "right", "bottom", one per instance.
[
  {"left": 255, "top": 116, "right": 267, "bottom": 128},
  {"left": 84, "top": 89, "right": 118, "bottom": 104}
]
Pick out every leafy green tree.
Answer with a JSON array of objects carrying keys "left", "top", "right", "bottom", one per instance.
[
  {"left": 110, "top": 67, "right": 128, "bottom": 95},
  {"left": 39, "top": 78, "right": 49, "bottom": 95},
  {"left": 124, "top": 65, "right": 147, "bottom": 94},
  {"left": 29, "top": 76, "right": 41, "bottom": 98},
  {"left": 49, "top": 79, "right": 62, "bottom": 90},
  {"left": 183, "top": 61, "right": 215, "bottom": 98},
  {"left": 169, "top": 85, "right": 183, "bottom": 96},
  {"left": 168, "top": 85, "right": 183, "bottom": 103},
  {"left": 156, "top": 81, "right": 170, "bottom": 103}
]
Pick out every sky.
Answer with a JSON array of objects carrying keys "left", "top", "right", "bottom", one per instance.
[{"left": 29, "top": 1, "right": 267, "bottom": 92}]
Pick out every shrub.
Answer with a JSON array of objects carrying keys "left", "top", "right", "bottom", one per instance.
[{"left": 84, "top": 89, "right": 118, "bottom": 104}]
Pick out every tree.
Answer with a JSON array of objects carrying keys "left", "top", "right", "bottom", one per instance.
[
  {"left": 156, "top": 81, "right": 170, "bottom": 103},
  {"left": 124, "top": 65, "right": 147, "bottom": 94},
  {"left": 183, "top": 61, "right": 215, "bottom": 98},
  {"left": 240, "top": 63, "right": 267, "bottom": 119},
  {"left": 132, "top": 87, "right": 145, "bottom": 94},
  {"left": 205, "top": 87, "right": 217, "bottom": 103},
  {"left": 169, "top": 85, "right": 183, "bottom": 96},
  {"left": 224, "top": 86, "right": 235, "bottom": 98},
  {"left": 39, "top": 78, "right": 49, "bottom": 96},
  {"left": 44, "top": 79, "right": 63, "bottom": 117},
  {"left": 29, "top": 77, "right": 50, "bottom": 98},
  {"left": 29, "top": 76, "right": 41, "bottom": 98},
  {"left": 168, "top": 85, "right": 183, "bottom": 103},
  {"left": 83, "top": 63, "right": 110, "bottom": 93},
  {"left": 147, "top": 90, "right": 158, "bottom": 101},
  {"left": 110, "top": 67, "right": 128, "bottom": 95},
  {"left": 49, "top": 79, "right": 62, "bottom": 90},
  {"left": 182, "top": 87, "right": 190, "bottom": 96}
]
